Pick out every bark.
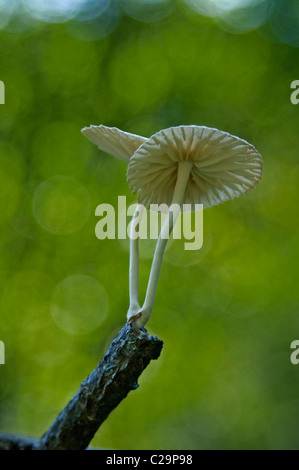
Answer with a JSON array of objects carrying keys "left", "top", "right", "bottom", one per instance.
[
  {"left": 34, "top": 324, "right": 163, "bottom": 450},
  {"left": 0, "top": 433, "right": 38, "bottom": 450}
]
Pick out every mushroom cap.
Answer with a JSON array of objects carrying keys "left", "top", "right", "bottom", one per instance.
[
  {"left": 81, "top": 125, "right": 147, "bottom": 163},
  {"left": 127, "top": 125, "right": 262, "bottom": 210}
]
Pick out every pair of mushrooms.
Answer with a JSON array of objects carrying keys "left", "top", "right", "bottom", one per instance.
[{"left": 82, "top": 124, "right": 262, "bottom": 330}]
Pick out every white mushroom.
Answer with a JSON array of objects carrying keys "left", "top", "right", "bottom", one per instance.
[
  {"left": 81, "top": 125, "right": 147, "bottom": 163},
  {"left": 127, "top": 125, "right": 263, "bottom": 329},
  {"left": 127, "top": 202, "right": 145, "bottom": 320},
  {"left": 81, "top": 124, "right": 147, "bottom": 321}
]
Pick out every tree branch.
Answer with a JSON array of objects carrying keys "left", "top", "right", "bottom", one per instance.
[
  {"left": 0, "top": 433, "right": 38, "bottom": 450},
  {"left": 34, "top": 323, "right": 163, "bottom": 450}
]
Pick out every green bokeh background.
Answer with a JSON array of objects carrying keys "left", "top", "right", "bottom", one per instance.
[{"left": 0, "top": 0, "right": 299, "bottom": 450}]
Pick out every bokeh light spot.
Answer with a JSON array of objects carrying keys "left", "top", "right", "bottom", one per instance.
[
  {"left": 184, "top": 0, "right": 272, "bottom": 33},
  {"left": 121, "top": 0, "right": 173, "bottom": 23},
  {"left": 67, "top": 3, "right": 120, "bottom": 41},
  {"left": 51, "top": 274, "right": 109, "bottom": 334},
  {"left": 0, "top": 0, "right": 15, "bottom": 29},
  {"left": 22, "top": 0, "right": 86, "bottom": 23}
]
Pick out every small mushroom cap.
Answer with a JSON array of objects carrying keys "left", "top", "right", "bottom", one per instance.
[
  {"left": 127, "top": 125, "right": 262, "bottom": 210},
  {"left": 81, "top": 125, "right": 147, "bottom": 163}
]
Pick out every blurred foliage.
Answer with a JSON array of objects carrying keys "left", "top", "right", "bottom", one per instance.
[{"left": 0, "top": 0, "right": 299, "bottom": 450}]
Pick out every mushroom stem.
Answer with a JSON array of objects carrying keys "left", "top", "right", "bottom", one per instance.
[
  {"left": 127, "top": 204, "right": 144, "bottom": 320},
  {"left": 134, "top": 160, "right": 193, "bottom": 329}
]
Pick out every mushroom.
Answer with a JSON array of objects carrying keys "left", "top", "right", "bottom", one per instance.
[
  {"left": 81, "top": 124, "right": 147, "bottom": 322},
  {"left": 127, "top": 125, "right": 263, "bottom": 329},
  {"left": 81, "top": 124, "right": 146, "bottom": 163}
]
